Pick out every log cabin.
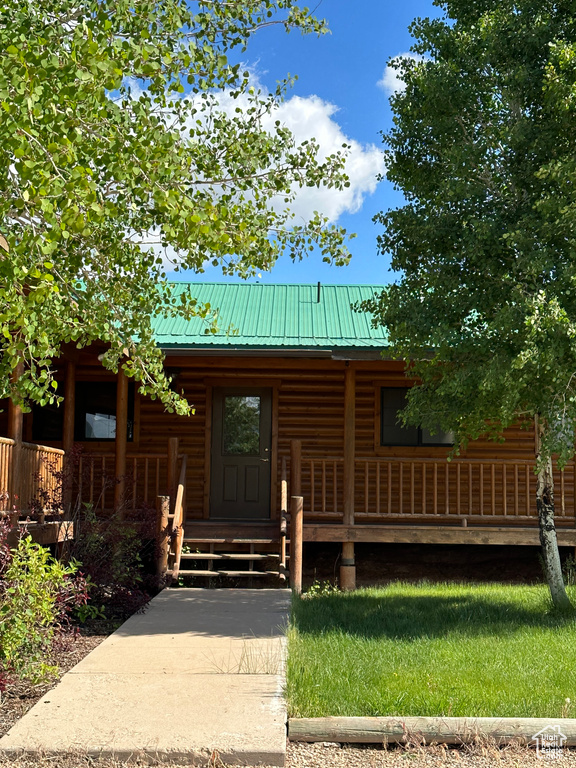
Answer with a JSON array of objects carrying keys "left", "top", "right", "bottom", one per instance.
[{"left": 2, "top": 282, "right": 576, "bottom": 588}]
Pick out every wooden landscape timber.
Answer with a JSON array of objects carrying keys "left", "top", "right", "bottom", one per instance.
[{"left": 288, "top": 715, "right": 576, "bottom": 746}]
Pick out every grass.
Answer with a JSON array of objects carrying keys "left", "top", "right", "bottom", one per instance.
[{"left": 286, "top": 581, "right": 576, "bottom": 719}]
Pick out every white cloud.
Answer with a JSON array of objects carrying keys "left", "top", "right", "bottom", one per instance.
[
  {"left": 378, "top": 52, "right": 425, "bottom": 95},
  {"left": 267, "top": 94, "right": 384, "bottom": 222},
  {"left": 186, "top": 78, "right": 384, "bottom": 224},
  {"left": 136, "top": 78, "right": 385, "bottom": 269}
]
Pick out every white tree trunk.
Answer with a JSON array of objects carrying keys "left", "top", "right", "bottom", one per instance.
[{"left": 535, "top": 417, "right": 573, "bottom": 612}]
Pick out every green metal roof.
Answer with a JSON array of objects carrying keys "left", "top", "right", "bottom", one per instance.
[{"left": 154, "top": 283, "right": 388, "bottom": 350}]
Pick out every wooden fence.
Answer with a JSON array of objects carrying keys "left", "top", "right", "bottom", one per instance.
[{"left": 0, "top": 436, "right": 65, "bottom": 513}]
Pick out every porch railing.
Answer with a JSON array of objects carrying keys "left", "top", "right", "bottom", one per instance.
[
  {"left": 77, "top": 451, "right": 183, "bottom": 511},
  {"left": 0, "top": 436, "right": 64, "bottom": 514},
  {"left": 301, "top": 456, "right": 575, "bottom": 522}
]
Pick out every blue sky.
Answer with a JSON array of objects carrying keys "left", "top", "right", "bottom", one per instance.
[{"left": 173, "top": 0, "right": 443, "bottom": 286}]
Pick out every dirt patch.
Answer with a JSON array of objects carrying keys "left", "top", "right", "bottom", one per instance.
[{"left": 0, "top": 629, "right": 108, "bottom": 739}]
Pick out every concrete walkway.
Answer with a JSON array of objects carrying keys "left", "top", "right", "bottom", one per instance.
[{"left": 0, "top": 588, "right": 291, "bottom": 765}]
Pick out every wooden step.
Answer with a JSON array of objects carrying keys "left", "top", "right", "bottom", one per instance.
[
  {"left": 182, "top": 537, "right": 277, "bottom": 545},
  {"left": 185, "top": 522, "right": 278, "bottom": 533},
  {"left": 180, "top": 552, "right": 279, "bottom": 561},
  {"left": 184, "top": 524, "right": 279, "bottom": 543},
  {"left": 217, "top": 570, "right": 280, "bottom": 578},
  {"left": 219, "top": 553, "right": 280, "bottom": 561},
  {"left": 179, "top": 570, "right": 219, "bottom": 577}
]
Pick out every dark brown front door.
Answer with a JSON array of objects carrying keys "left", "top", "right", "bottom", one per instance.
[{"left": 210, "top": 387, "right": 272, "bottom": 519}]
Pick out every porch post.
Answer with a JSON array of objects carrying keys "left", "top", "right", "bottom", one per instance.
[
  {"left": 114, "top": 367, "right": 129, "bottom": 513},
  {"left": 290, "top": 495, "right": 303, "bottom": 594},
  {"left": 290, "top": 439, "right": 302, "bottom": 497},
  {"left": 62, "top": 360, "right": 76, "bottom": 513},
  {"left": 167, "top": 436, "right": 179, "bottom": 515},
  {"left": 8, "top": 361, "right": 24, "bottom": 511},
  {"left": 341, "top": 363, "right": 356, "bottom": 590},
  {"left": 7, "top": 361, "right": 24, "bottom": 442},
  {"left": 289, "top": 440, "right": 302, "bottom": 589}
]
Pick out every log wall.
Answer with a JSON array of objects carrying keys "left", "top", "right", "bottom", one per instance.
[{"left": 22, "top": 355, "right": 576, "bottom": 527}]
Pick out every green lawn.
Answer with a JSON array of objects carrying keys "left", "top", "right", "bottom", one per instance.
[{"left": 286, "top": 582, "right": 576, "bottom": 719}]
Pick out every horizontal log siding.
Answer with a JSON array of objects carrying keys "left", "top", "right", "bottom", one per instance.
[
  {"left": 278, "top": 367, "right": 345, "bottom": 518},
  {"left": 138, "top": 376, "right": 206, "bottom": 518},
  {"left": 37, "top": 357, "right": 575, "bottom": 526}
]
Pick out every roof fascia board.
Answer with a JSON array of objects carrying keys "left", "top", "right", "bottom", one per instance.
[{"left": 162, "top": 348, "right": 334, "bottom": 358}]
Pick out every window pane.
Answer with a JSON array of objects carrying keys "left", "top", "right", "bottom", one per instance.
[
  {"left": 381, "top": 388, "right": 419, "bottom": 446},
  {"left": 223, "top": 396, "right": 260, "bottom": 455},
  {"left": 421, "top": 427, "right": 454, "bottom": 445},
  {"left": 85, "top": 412, "right": 116, "bottom": 439},
  {"left": 74, "top": 382, "right": 134, "bottom": 441},
  {"left": 32, "top": 384, "right": 63, "bottom": 441}
]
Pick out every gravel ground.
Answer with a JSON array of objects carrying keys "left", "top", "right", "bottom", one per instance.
[{"left": 1, "top": 742, "right": 576, "bottom": 768}]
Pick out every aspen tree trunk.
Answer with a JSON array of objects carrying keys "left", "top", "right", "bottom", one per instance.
[{"left": 535, "top": 417, "right": 573, "bottom": 612}]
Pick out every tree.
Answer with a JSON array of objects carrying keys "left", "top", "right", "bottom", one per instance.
[
  {"left": 364, "top": 0, "right": 576, "bottom": 610},
  {"left": 0, "top": 0, "right": 351, "bottom": 412}
]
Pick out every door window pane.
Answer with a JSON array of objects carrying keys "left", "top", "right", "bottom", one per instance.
[{"left": 223, "top": 396, "right": 260, "bottom": 455}]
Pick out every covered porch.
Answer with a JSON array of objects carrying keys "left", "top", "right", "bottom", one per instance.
[{"left": 4, "top": 355, "right": 576, "bottom": 588}]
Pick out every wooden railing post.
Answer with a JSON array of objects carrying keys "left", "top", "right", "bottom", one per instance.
[
  {"left": 62, "top": 360, "right": 76, "bottom": 514},
  {"left": 290, "top": 495, "right": 303, "bottom": 594},
  {"left": 170, "top": 454, "right": 187, "bottom": 581},
  {"left": 156, "top": 495, "right": 170, "bottom": 576},
  {"left": 167, "top": 437, "right": 179, "bottom": 515},
  {"left": 114, "top": 368, "right": 129, "bottom": 513},
  {"left": 279, "top": 456, "right": 288, "bottom": 580},
  {"left": 341, "top": 364, "right": 356, "bottom": 591}
]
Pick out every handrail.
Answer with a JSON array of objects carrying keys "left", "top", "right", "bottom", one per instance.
[
  {"left": 304, "top": 455, "right": 539, "bottom": 466},
  {"left": 170, "top": 454, "right": 187, "bottom": 581},
  {"left": 279, "top": 456, "right": 288, "bottom": 581},
  {"left": 0, "top": 435, "right": 65, "bottom": 456}
]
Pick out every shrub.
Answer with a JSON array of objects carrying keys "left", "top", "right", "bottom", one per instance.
[
  {"left": 0, "top": 529, "right": 88, "bottom": 684},
  {"left": 63, "top": 502, "right": 160, "bottom": 621}
]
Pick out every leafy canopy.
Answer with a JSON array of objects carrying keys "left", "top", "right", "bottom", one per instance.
[
  {"left": 365, "top": 0, "right": 576, "bottom": 463},
  {"left": 0, "top": 0, "right": 352, "bottom": 412}
]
